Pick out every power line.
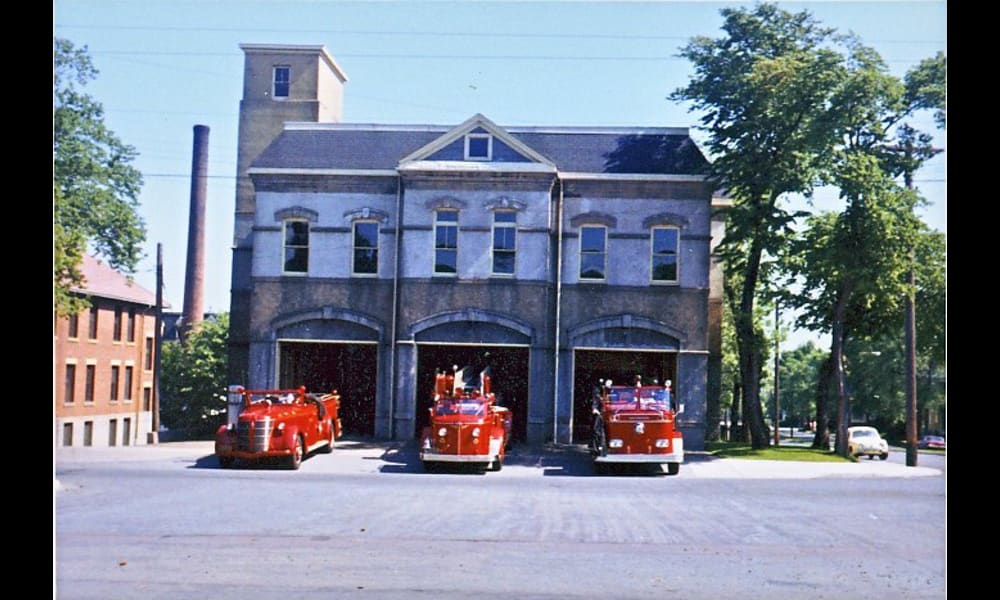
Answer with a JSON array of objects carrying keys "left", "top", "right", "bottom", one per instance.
[
  {"left": 54, "top": 23, "right": 947, "bottom": 45},
  {"left": 86, "top": 49, "right": 933, "bottom": 64}
]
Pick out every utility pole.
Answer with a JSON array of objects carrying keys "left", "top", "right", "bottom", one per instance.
[
  {"left": 150, "top": 243, "right": 163, "bottom": 445},
  {"left": 773, "top": 301, "right": 780, "bottom": 446},
  {"left": 903, "top": 139, "right": 918, "bottom": 467}
]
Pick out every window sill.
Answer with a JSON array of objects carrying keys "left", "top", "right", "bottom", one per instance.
[{"left": 281, "top": 272, "right": 308, "bottom": 277}]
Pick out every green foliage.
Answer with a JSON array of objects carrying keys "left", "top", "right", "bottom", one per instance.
[
  {"left": 905, "top": 52, "right": 947, "bottom": 129},
  {"left": 673, "top": 3, "right": 850, "bottom": 449},
  {"left": 54, "top": 37, "right": 145, "bottom": 317},
  {"left": 773, "top": 342, "right": 828, "bottom": 427},
  {"left": 705, "top": 440, "right": 851, "bottom": 463},
  {"left": 160, "top": 314, "right": 230, "bottom": 438}
]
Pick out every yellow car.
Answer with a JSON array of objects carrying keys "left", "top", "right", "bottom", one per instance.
[{"left": 847, "top": 426, "right": 889, "bottom": 460}]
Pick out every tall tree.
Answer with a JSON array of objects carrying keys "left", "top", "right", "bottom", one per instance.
[
  {"left": 54, "top": 37, "right": 145, "bottom": 317},
  {"left": 672, "top": 4, "right": 846, "bottom": 448},
  {"left": 782, "top": 39, "right": 943, "bottom": 456},
  {"left": 160, "top": 313, "right": 230, "bottom": 438}
]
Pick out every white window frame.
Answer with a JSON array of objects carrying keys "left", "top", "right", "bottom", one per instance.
[
  {"left": 650, "top": 226, "right": 680, "bottom": 284},
  {"left": 282, "top": 219, "right": 310, "bottom": 276},
  {"left": 434, "top": 209, "right": 459, "bottom": 276},
  {"left": 272, "top": 65, "right": 290, "bottom": 99},
  {"left": 352, "top": 220, "right": 380, "bottom": 277},
  {"left": 579, "top": 225, "right": 607, "bottom": 282},
  {"left": 491, "top": 211, "right": 517, "bottom": 277},
  {"left": 464, "top": 134, "right": 493, "bottom": 161}
]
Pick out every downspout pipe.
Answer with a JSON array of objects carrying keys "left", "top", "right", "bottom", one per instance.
[
  {"left": 388, "top": 175, "right": 403, "bottom": 439},
  {"left": 552, "top": 177, "right": 564, "bottom": 444}
]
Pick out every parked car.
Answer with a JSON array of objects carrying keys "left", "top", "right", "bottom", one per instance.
[
  {"left": 847, "top": 426, "right": 889, "bottom": 460},
  {"left": 917, "top": 435, "right": 946, "bottom": 450}
]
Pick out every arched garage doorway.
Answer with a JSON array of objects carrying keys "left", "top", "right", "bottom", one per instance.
[
  {"left": 278, "top": 341, "right": 378, "bottom": 436},
  {"left": 414, "top": 344, "right": 530, "bottom": 442},
  {"left": 572, "top": 349, "right": 676, "bottom": 443}
]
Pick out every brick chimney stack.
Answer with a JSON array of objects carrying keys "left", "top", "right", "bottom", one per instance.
[{"left": 180, "top": 124, "right": 209, "bottom": 341}]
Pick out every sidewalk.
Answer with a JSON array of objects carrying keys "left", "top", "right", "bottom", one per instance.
[{"left": 54, "top": 439, "right": 943, "bottom": 480}]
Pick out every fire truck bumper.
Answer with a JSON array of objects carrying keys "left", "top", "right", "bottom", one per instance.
[
  {"left": 216, "top": 449, "right": 292, "bottom": 461},
  {"left": 594, "top": 451, "right": 684, "bottom": 464},
  {"left": 420, "top": 451, "right": 495, "bottom": 463}
]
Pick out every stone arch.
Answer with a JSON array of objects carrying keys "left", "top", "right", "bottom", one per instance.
[
  {"left": 568, "top": 313, "right": 686, "bottom": 350},
  {"left": 408, "top": 308, "right": 534, "bottom": 344},
  {"left": 271, "top": 306, "right": 384, "bottom": 342}
]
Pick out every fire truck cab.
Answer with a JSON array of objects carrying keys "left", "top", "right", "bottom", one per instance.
[
  {"left": 589, "top": 377, "right": 684, "bottom": 475},
  {"left": 420, "top": 366, "right": 512, "bottom": 472}
]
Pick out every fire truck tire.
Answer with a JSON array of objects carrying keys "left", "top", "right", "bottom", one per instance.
[
  {"left": 288, "top": 436, "right": 305, "bottom": 470},
  {"left": 317, "top": 424, "right": 335, "bottom": 454},
  {"left": 490, "top": 457, "right": 503, "bottom": 472},
  {"left": 422, "top": 460, "right": 438, "bottom": 473},
  {"left": 218, "top": 456, "right": 235, "bottom": 469},
  {"left": 666, "top": 463, "right": 680, "bottom": 476},
  {"left": 593, "top": 462, "right": 608, "bottom": 475}
]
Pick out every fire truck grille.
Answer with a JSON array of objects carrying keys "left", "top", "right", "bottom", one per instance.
[{"left": 237, "top": 418, "right": 273, "bottom": 452}]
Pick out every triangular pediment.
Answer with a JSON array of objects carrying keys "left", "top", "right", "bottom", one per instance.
[{"left": 398, "top": 113, "right": 554, "bottom": 167}]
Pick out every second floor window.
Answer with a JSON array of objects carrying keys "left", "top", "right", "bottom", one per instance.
[
  {"left": 110, "top": 365, "right": 120, "bottom": 402},
  {"left": 85, "top": 365, "right": 96, "bottom": 403},
  {"left": 67, "top": 312, "right": 79, "bottom": 338},
  {"left": 127, "top": 308, "right": 136, "bottom": 342},
  {"left": 273, "top": 66, "right": 290, "bottom": 98},
  {"left": 113, "top": 306, "right": 123, "bottom": 341},
  {"left": 145, "top": 337, "right": 154, "bottom": 371},
  {"left": 651, "top": 227, "right": 679, "bottom": 283},
  {"left": 64, "top": 364, "right": 76, "bottom": 404},
  {"left": 88, "top": 306, "right": 98, "bottom": 339},
  {"left": 435, "top": 209, "right": 459, "bottom": 275},
  {"left": 353, "top": 222, "right": 379, "bottom": 275},
  {"left": 124, "top": 366, "right": 134, "bottom": 401},
  {"left": 579, "top": 226, "right": 607, "bottom": 280},
  {"left": 283, "top": 220, "right": 309, "bottom": 274},
  {"left": 492, "top": 212, "right": 516, "bottom": 275}
]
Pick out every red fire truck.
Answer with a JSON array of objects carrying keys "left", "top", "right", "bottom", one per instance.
[
  {"left": 589, "top": 377, "right": 683, "bottom": 475},
  {"left": 215, "top": 386, "right": 341, "bottom": 470},
  {"left": 420, "top": 366, "right": 512, "bottom": 472}
]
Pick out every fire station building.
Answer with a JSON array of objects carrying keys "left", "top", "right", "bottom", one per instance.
[{"left": 227, "top": 44, "right": 724, "bottom": 449}]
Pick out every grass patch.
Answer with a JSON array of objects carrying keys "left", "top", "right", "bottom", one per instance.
[{"left": 705, "top": 441, "right": 854, "bottom": 463}]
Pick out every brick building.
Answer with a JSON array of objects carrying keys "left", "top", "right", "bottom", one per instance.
[
  {"left": 227, "top": 44, "right": 724, "bottom": 448},
  {"left": 54, "top": 255, "right": 160, "bottom": 447}
]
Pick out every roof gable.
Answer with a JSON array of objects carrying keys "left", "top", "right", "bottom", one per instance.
[
  {"left": 398, "top": 113, "right": 554, "bottom": 166},
  {"left": 71, "top": 255, "right": 158, "bottom": 306}
]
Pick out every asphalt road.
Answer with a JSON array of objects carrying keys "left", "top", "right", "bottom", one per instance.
[{"left": 54, "top": 441, "right": 946, "bottom": 600}]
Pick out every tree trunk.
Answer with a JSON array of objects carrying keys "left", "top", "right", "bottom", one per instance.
[
  {"left": 736, "top": 240, "right": 770, "bottom": 449},
  {"left": 831, "top": 283, "right": 853, "bottom": 457},
  {"left": 811, "top": 355, "right": 833, "bottom": 450}
]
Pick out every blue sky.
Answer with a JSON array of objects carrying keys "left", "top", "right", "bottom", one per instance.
[{"left": 53, "top": 0, "right": 946, "bottom": 349}]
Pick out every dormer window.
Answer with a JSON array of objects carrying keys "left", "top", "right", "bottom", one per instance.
[
  {"left": 273, "top": 66, "right": 290, "bottom": 99},
  {"left": 465, "top": 134, "right": 492, "bottom": 160}
]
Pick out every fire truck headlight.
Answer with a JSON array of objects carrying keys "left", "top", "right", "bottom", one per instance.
[
  {"left": 438, "top": 427, "right": 447, "bottom": 438},
  {"left": 655, "top": 439, "right": 670, "bottom": 448},
  {"left": 634, "top": 422, "right": 645, "bottom": 435},
  {"left": 471, "top": 427, "right": 480, "bottom": 438},
  {"left": 609, "top": 439, "right": 623, "bottom": 448},
  {"left": 276, "top": 423, "right": 285, "bottom": 435},
  {"left": 422, "top": 438, "right": 431, "bottom": 450}
]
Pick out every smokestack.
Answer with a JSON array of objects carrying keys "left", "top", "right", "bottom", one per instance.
[{"left": 181, "top": 124, "right": 209, "bottom": 341}]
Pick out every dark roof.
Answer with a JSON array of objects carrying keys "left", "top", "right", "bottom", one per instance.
[{"left": 252, "top": 125, "right": 709, "bottom": 176}]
